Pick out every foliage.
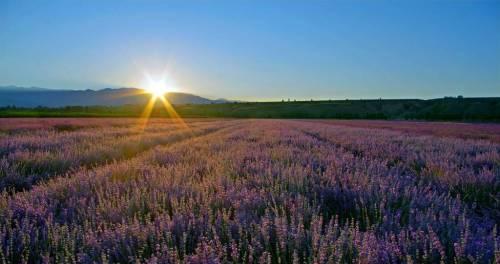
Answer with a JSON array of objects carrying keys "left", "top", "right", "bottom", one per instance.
[{"left": 1, "top": 97, "right": 499, "bottom": 121}]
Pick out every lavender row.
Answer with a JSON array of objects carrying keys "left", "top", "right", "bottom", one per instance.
[{"left": 0, "top": 120, "right": 238, "bottom": 191}]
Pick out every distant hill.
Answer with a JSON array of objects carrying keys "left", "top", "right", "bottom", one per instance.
[{"left": 0, "top": 86, "right": 227, "bottom": 107}]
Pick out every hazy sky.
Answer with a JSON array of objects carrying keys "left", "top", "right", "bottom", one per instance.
[{"left": 1, "top": 0, "right": 499, "bottom": 100}]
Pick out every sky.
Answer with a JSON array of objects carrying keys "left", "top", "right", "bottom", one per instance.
[{"left": 0, "top": 0, "right": 499, "bottom": 100}]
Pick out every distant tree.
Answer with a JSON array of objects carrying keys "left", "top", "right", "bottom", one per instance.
[{"left": 457, "top": 95, "right": 464, "bottom": 99}]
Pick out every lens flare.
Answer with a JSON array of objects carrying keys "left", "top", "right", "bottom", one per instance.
[
  {"left": 141, "top": 72, "right": 177, "bottom": 97},
  {"left": 137, "top": 72, "right": 189, "bottom": 131},
  {"left": 145, "top": 80, "right": 168, "bottom": 98}
]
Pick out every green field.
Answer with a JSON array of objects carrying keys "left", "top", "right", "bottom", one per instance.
[{"left": 1, "top": 97, "right": 499, "bottom": 121}]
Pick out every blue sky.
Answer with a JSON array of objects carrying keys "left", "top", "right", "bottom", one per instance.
[{"left": 0, "top": 0, "right": 499, "bottom": 100}]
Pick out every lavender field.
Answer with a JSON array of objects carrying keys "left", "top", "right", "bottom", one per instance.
[{"left": 0, "top": 118, "right": 498, "bottom": 263}]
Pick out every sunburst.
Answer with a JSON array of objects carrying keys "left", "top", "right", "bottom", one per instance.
[{"left": 137, "top": 72, "right": 189, "bottom": 132}]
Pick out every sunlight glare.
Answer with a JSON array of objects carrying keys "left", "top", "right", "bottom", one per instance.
[
  {"left": 144, "top": 79, "right": 169, "bottom": 98},
  {"left": 137, "top": 71, "right": 190, "bottom": 131}
]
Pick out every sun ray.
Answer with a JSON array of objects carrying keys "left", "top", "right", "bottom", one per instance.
[
  {"left": 137, "top": 95, "right": 157, "bottom": 133},
  {"left": 136, "top": 72, "right": 190, "bottom": 132},
  {"left": 158, "top": 95, "right": 190, "bottom": 131}
]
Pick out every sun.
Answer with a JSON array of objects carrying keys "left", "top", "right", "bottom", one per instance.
[
  {"left": 136, "top": 71, "right": 188, "bottom": 130},
  {"left": 141, "top": 72, "right": 177, "bottom": 98},
  {"left": 144, "top": 80, "right": 169, "bottom": 98}
]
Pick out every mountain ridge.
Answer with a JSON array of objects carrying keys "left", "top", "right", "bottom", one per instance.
[{"left": 0, "top": 86, "right": 231, "bottom": 107}]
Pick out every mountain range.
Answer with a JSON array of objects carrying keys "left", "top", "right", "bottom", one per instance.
[{"left": 0, "top": 86, "right": 230, "bottom": 107}]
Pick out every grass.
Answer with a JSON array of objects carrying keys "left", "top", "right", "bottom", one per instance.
[{"left": 1, "top": 97, "right": 499, "bottom": 121}]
